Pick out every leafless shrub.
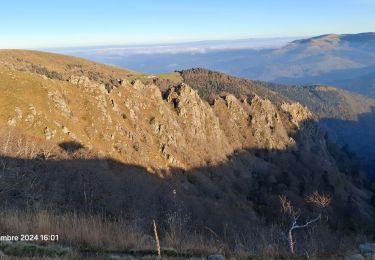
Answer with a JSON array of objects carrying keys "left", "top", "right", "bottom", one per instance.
[
  {"left": 305, "top": 191, "right": 331, "bottom": 208},
  {"left": 279, "top": 192, "right": 331, "bottom": 254}
]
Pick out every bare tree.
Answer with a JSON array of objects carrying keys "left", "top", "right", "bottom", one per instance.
[{"left": 279, "top": 192, "right": 331, "bottom": 254}]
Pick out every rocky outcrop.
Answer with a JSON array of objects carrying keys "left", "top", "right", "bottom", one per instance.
[
  {"left": 213, "top": 94, "right": 251, "bottom": 149},
  {"left": 207, "top": 255, "right": 226, "bottom": 260},
  {"left": 344, "top": 243, "right": 375, "bottom": 259},
  {"left": 47, "top": 90, "right": 73, "bottom": 118},
  {"left": 360, "top": 243, "right": 375, "bottom": 258},
  {"left": 68, "top": 75, "right": 107, "bottom": 94},
  {"left": 1, "top": 69, "right": 329, "bottom": 173},
  {"left": 281, "top": 102, "right": 314, "bottom": 127},
  {"left": 344, "top": 254, "right": 364, "bottom": 260},
  {"left": 248, "top": 95, "right": 292, "bottom": 149},
  {"left": 166, "top": 84, "right": 231, "bottom": 165}
]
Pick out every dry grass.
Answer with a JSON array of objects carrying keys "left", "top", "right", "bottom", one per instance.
[
  {"left": 156, "top": 72, "right": 183, "bottom": 83},
  {"left": 0, "top": 209, "right": 143, "bottom": 251},
  {"left": 0, "top": 49, "right": 138, "bottom": 81},
  {"left": 0, "top": 209, "right": 230, "bottom": 258},
  {"left": 0, "top": 207, "right": 367, "bottom": 259}
]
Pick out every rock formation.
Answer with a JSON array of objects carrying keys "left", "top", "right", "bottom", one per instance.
[{"left": 1, "top": 69, "right": 333, "bottom": 173}]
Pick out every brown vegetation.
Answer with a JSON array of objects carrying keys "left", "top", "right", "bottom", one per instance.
[{"left": 0, "top": 209, "right": 367, "bottom": 259}]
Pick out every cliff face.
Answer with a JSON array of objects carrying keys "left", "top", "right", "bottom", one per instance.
[{"left": 2, "top": 69, "right": 319, "bottom": 172}]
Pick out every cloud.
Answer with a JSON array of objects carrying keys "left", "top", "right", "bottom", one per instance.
[{"left": 49, "top": 37, "right": 300, "bottom": 56}]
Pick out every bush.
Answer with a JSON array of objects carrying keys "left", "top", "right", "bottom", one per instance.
[{"left": 30, "top": 64, "right": 63, "bottom": 80}]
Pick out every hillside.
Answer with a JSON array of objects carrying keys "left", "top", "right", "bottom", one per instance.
[
  {"left": 288, "top": 33, "right": 375, "bottom": 53},
  {"left": 0, "top": 50, "right": 375, "bottom": 257},
  {"left": 179, "top": 68, "right": 375, "bottom": 176},
  {"left": 264, "top": 83, "right": 375, "bottom": 121},
  {"left": 265, "top": 83, "right": 375, "bottom": 175},
  {"left": 179, "top": 68, "right": 375, "bottom": 121},
  {"left": 0, "top": 49, "right": 138, "bottom": 87},
  {"left": 263, "top": 33, "right": 375, "bottom": 96}
]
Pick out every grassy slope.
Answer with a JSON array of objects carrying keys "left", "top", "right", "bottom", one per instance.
[
  {"left": 0, "top": 49, "right": 144, "bottom": 156},
  {"left": 0, "top": 49, "right": 139, "bottom": 84},
  {"left": 0, "top": 68, "right": 116, "bottom": 162}
]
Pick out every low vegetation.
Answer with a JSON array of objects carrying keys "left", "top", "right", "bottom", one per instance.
[
  {"left": 0, "top": 209, "right": 367, "bottom": 259},
  {"left": 30, "top": 64, "right": 63, "bottom": 80}
]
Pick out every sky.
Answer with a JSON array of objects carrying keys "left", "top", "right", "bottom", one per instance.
[{"left": 1, "top": 0, "right": 375, "bottom": 49}]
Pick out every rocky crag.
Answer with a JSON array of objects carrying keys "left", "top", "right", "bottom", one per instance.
[{"left": 2, "top": 69, "right": 318, "bottom": 172}]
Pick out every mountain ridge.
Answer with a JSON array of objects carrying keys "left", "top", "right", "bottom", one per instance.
[{"left": 2, "top": 50, "right": 374, "bottom": 170}]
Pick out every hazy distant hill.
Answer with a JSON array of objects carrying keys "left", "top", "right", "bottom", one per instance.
[
  {"left": 55, "top": 33, "right": 375, "bottom": 98},
  {"left": 260, "top": 33, "right": 375, "bottom": 94}
]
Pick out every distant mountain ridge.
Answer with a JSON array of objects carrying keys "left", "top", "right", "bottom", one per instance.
[
  {"left": 290, "top": 32, "right": 375, "bottom": 47},
  {"left": 264, "top": 33, "right": 375, "bottom": 93},
  {"left": 53, "top": 32, "right": 375, "bottom": 98}
]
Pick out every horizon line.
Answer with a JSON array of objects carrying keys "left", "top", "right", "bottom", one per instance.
[{"left": 2, "top": 31, "right": 373, "bottom": 51}]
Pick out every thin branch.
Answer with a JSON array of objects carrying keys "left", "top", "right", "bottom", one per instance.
[{"left": 291, "top": 214, "right": 321, "bottom": 231}]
